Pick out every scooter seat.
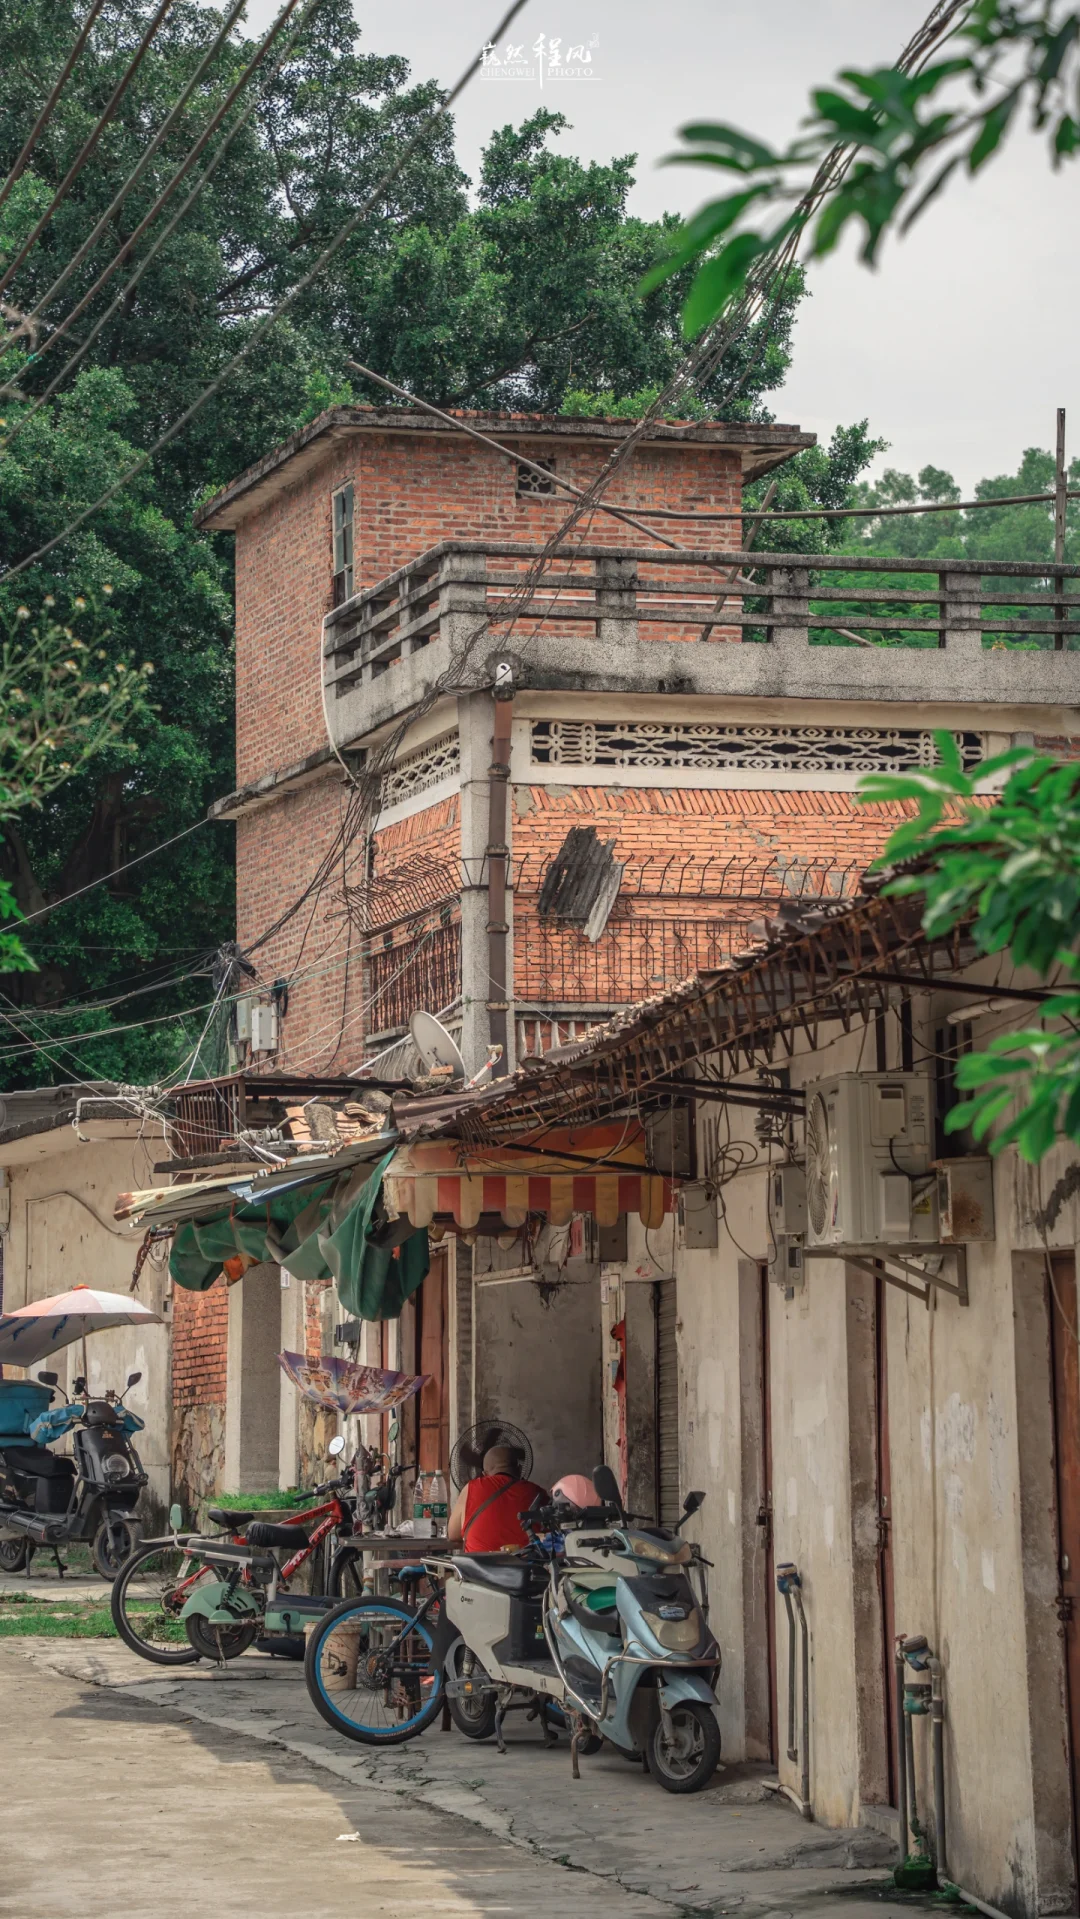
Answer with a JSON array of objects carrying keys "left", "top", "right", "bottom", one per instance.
[
  {"left": 207, "top": 1507, "right": 255, "bottom": 1529},
  {"left": 0, "top": 1444, "right": 76, "bottom": 1479},
  {"left": 454, "top": 1554, "right": 545, "bottom": 1598}
]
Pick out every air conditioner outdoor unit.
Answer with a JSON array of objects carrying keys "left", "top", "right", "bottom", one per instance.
[{"left": 803, "top": 1073, "right": 937, "bottom": 1249}]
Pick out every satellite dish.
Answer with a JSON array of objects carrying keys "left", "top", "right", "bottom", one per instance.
[{"left": 409, "top": 1010, "right": 465, "bottom": 1081}]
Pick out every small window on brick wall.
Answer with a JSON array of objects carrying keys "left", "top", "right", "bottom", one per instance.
[
  {"left": 332, "top": 482, "right": 354, "bottom": 605},
  {"left": 516, "top": 458, "right": 556, "bottom": 497}
]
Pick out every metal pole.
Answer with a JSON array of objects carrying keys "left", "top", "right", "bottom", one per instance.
[
  {"left": 1055, "top": 406, "right": 1067, "bottom": 649},
  {"left": 895, "top": 1638, "right": 908, "bottom": 1862}
]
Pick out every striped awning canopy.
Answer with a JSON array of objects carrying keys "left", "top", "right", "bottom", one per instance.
[{"left": 382, "top": 1122, "right": 675, "bottom": 1231}]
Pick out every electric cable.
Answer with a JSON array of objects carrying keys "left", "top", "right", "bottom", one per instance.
[
  {"left": 14, "top": 815, "right": 212, "bottom": 927},
  {"left": 0, "top": 0, "right": 108, "bottom": 217},
  {"left": 0, "top": 0, "right": 177, "bottom": 304},
  {"left": 0, "top": 0, "right": 531, "bottom": 582},
  {"left": 2, "top": 0, "right": 321, "bottom": 438}
]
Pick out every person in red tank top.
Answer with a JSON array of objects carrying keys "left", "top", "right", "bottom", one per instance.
[{"left": 447, "top": 1444, "right": 548, "bottom": 1552}]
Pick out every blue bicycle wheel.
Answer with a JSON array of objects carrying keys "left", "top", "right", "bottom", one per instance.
[{"left": 304, "top": 1595, "right": 443, "bottom": 1745}]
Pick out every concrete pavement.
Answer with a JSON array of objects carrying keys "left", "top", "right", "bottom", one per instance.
[{"left": 1, "top": 1636, "right": 948, "bottom": 1918}]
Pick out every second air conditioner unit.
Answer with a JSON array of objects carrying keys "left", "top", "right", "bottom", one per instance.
[{"left": 802, "top": 1072, "right": 937, "bottom": 1249}]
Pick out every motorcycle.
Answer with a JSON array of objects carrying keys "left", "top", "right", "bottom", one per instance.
[
  {"left": 0, "top": 1368, "right": 147, "bottom": 1579},
  {"left": 437, "top": 1464, "right": 722, "bottom": 1794}
]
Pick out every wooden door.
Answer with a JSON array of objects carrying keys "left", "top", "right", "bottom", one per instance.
[
  {"left": 876, "top": 1273, "right": 898, "bottom": 1805},
  {"left": 761, "top": 1266, "right": 778, "bottom": 1764},
  {"left": 1048, "top": 1252, "right": 1080, "bottom": 1879},
  {"left": 418, "top": 1249, "right": 449, "bottom": 1474}
]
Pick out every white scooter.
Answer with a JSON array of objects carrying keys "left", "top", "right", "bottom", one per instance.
[{"left": 436, "top": 1465, "right": 722, "bottom": 1793}]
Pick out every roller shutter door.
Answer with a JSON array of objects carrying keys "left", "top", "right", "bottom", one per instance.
[{"left": 656, "top": 1279, "right": 680, "bottom": 1527}]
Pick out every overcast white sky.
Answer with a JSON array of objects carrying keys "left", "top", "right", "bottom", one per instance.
[{"left": 239, "top": 0, "right": 1077, "bottom": 490}]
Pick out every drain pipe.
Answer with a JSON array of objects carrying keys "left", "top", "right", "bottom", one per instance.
[
  {"left": 928, "top": 1652, "right": 949, "bottom": 1883},
  {"left": 778, "top": 1563, "right": 798, "bottom": 1763},
  {"left": 776, "top": 1563, "right": 811, "bottom": 1818},
  {"left": 792, "top": 1577, "right": 811, "bottom": 1817},
  {"left": 894, "top": 1638, "right": 908, "bottom": 1864}
]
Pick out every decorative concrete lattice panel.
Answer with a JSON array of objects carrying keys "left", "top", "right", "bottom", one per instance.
[
  {"left": 529, "top": 720, "right": 985, "bottom": 774},
  {"left": 380, "top": 732, "right": 460, "bottom": 808}
]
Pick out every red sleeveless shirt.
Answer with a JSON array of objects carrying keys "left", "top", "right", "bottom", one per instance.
[{"left": 461, "top": 1472, "right": 548, "bottom": 1551}]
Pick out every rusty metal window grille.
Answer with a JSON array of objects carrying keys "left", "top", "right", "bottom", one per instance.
[
  {"left": 516, "top": 459, "right": 556, "bottom": 497},
  {"left": 365, "top": 921, "right": 461, "bottom": 1035},
  {"left": 332, "top": 483, "right": 354, "bottom": 606},
  {"left": 172, "top": 1079, "right": 244, "bottom": 1156},
  {"left": 529, "top": 719, "right": 986, "bottom": 775}
]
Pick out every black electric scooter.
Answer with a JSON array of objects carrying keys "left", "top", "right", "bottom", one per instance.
[{"left": 0, "top": 1370, "right": 147, "bottom": 1579}]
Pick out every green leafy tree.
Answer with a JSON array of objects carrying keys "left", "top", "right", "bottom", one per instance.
[
  {"left": 647, "top": 1, "right": 1080, "bottom": 337},
  {"left": 860, "top": 736, "right": 1080, "bottom": 1162},
  {"left": 0, "top": 1, "right": 839, "bottom": 1087},
  {"left": 0, "top": 585, "right": 152, "bottom": 974}
]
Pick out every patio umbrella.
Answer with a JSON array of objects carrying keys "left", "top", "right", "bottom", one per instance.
[{"left": 0, "top": 1284, "right": 161, "bottom": 1368}]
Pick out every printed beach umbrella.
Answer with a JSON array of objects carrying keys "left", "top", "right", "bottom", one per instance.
[
  {"left": 278, "top": 1351, "right": 429, "bottom": 1416},
  {"left": 0, "top": 1284, "right": 162, "bottom": 1366}
]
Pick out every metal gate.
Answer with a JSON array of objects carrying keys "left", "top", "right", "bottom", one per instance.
[{"left": 655, "top": 1280, "right": 680, "bottom": 1527}]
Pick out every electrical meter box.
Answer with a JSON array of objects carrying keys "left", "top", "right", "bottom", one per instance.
[
  {"left": 937, "top": 1157, "right": 995, "bottom": 1242},
  {"left": 250, "top": 1003, "right": 278, "bottom": 1055},
  {"left": 677, "top": 1182, "right": 718, "bottom": 1249}
]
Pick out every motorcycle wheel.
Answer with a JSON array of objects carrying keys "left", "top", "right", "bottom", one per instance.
[
  {"left": 445, "top": 1640, "right": 497, "bottom": 1741},
  {"left": 0, "top": 1535, "right": 33, "bottom": 1573},
  {"left": 185, "top": 1614, "right": 259, "bottom": 1662},
  {"left": 92, "top": 1516, "right": 138, "bottom": 1580},
  {"left": 648, "top": 1701, "right": 721, "bottom": 1794}
]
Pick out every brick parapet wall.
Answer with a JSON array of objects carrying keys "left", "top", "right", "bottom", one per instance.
[
  {"left": 233, "top": 432, "right": 742, "bottom": 788},
  {"left": 171, "top": 1279, "right": 228, "bottom": 1408}
]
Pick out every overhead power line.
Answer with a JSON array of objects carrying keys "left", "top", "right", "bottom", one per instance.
[
  {"left": 15, "top": 815, "right": 213, "bottom": 928},
  {"left": 3, "top": 0, "right": 322, "bottom": 439},
  {"left": 0, "top": 0, "right": 530, "bottom": 583},
  {"left": 0, "top": 0, "right": 108, "bottom": 217},
  {"left": 0, "top": 0, "right": 176, "bottom": 305},
  {"left": 612, "top": 491, "right": 1080, "bottom": 526},
  {"left": 6, "top": 0, "right": 251, "bottom": 347}
]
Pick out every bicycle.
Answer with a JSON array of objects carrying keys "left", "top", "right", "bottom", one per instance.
[
  {"left": 111, "top": 1453, "right": 363, "bottom": 1665},
  {"left": 304, "top": 1563, "right": 445, "bottom": 1744}
]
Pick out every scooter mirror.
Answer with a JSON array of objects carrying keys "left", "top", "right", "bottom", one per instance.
[
  {"left": 682, "top": 1489, "right": 705, "bottom": 1519},
  {"left": 591, "top": 1463, "right": 623, "bottom": 1510},
  {"left": 387, "top": 1418, "right": 399, "bottom": 1444},
  {"left": 36, "top": 1370, "right": 58, "bottom": 1386},
  {"left": 126, "top": 1371, "right": 142, "bottom": 1389},
  {"left": 169, "top": 1503, "right": 183, "bottom": 1530},
  {"left": 327, "top": 1435, "right": 346, "bottom": 1457}
]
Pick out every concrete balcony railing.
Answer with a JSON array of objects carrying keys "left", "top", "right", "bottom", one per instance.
[{"left": 322, "top": 540, "right": 1080, "bottom": 746}]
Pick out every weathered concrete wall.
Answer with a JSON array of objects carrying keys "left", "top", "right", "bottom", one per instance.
[
  {"left": 0, "top": 1128, "right": 171, "bottom": 1520},
  {"left": 660, "top": 985, "right": 1079, "bottom": 1916},
  {"left": 224, "top": 1262, "right": 282, "bottom": 1494},
  {"left": 472, "top": 1244, "right": 602, "bottom": 1493}
]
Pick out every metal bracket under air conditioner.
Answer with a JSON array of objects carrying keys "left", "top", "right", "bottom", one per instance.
[{"left": 802, "top": 1243, "right": 968, "bottom": 1308}]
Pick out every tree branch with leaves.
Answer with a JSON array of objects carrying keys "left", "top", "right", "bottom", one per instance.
[
  {"left": 647, "top": 0, "right": 1080, "bottom": 338},
  {"left": 860, "top": 735, "right": 1080, "bottom": 1161}
]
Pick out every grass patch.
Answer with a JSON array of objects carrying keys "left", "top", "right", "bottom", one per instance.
[
  {"left": 211, "top": 1490, "right": 310, "bottom": 1511},
  {"left": 0, "top": 1599, "right": 117, "bottom": 1638}
]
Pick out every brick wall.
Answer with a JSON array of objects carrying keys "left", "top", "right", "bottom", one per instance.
[
  {"left": 170, "top": 1279, "right": 228, "bottom": 1515},
  {"left": 232, "top": 427, "right": 742, "bottom": 787},
  {"left": 172, "top": 1279, "right": 228, "bottom": 1407}
]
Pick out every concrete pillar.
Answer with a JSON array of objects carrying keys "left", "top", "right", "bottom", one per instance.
[
  {"left": 457, "top": 688, "right": 495, "bottom": 1076},
  {"left": 278, "top": 1266, "right": 302, "bottom": 1493},
  {"left": 223, "top": 1263, "right": 282, "bottom": 1493}
]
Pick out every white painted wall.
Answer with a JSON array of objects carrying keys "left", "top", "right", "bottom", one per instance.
[{"left": 0, "top": 1123, "right": 171, "bottom": 1515}]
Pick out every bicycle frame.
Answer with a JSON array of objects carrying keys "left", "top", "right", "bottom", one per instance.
[{"left": 155, "top": 1493, "right": 348, "bottom": 1609}]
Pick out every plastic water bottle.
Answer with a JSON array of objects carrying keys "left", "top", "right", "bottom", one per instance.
[
  {"left": 413, "top": 1472, "right": 432, "bottom": 1536},
  {"left": 430, "top": 1471, "right": 448, "bottom": 1534}
]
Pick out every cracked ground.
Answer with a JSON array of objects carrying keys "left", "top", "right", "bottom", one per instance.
[{"left": 0, "top": 1641, "right": 946, "bottom": 1918}]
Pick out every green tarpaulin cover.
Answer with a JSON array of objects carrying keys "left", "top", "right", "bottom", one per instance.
[{"left": 169, "top": 1151, "right": 429, "bottom": 1321}]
